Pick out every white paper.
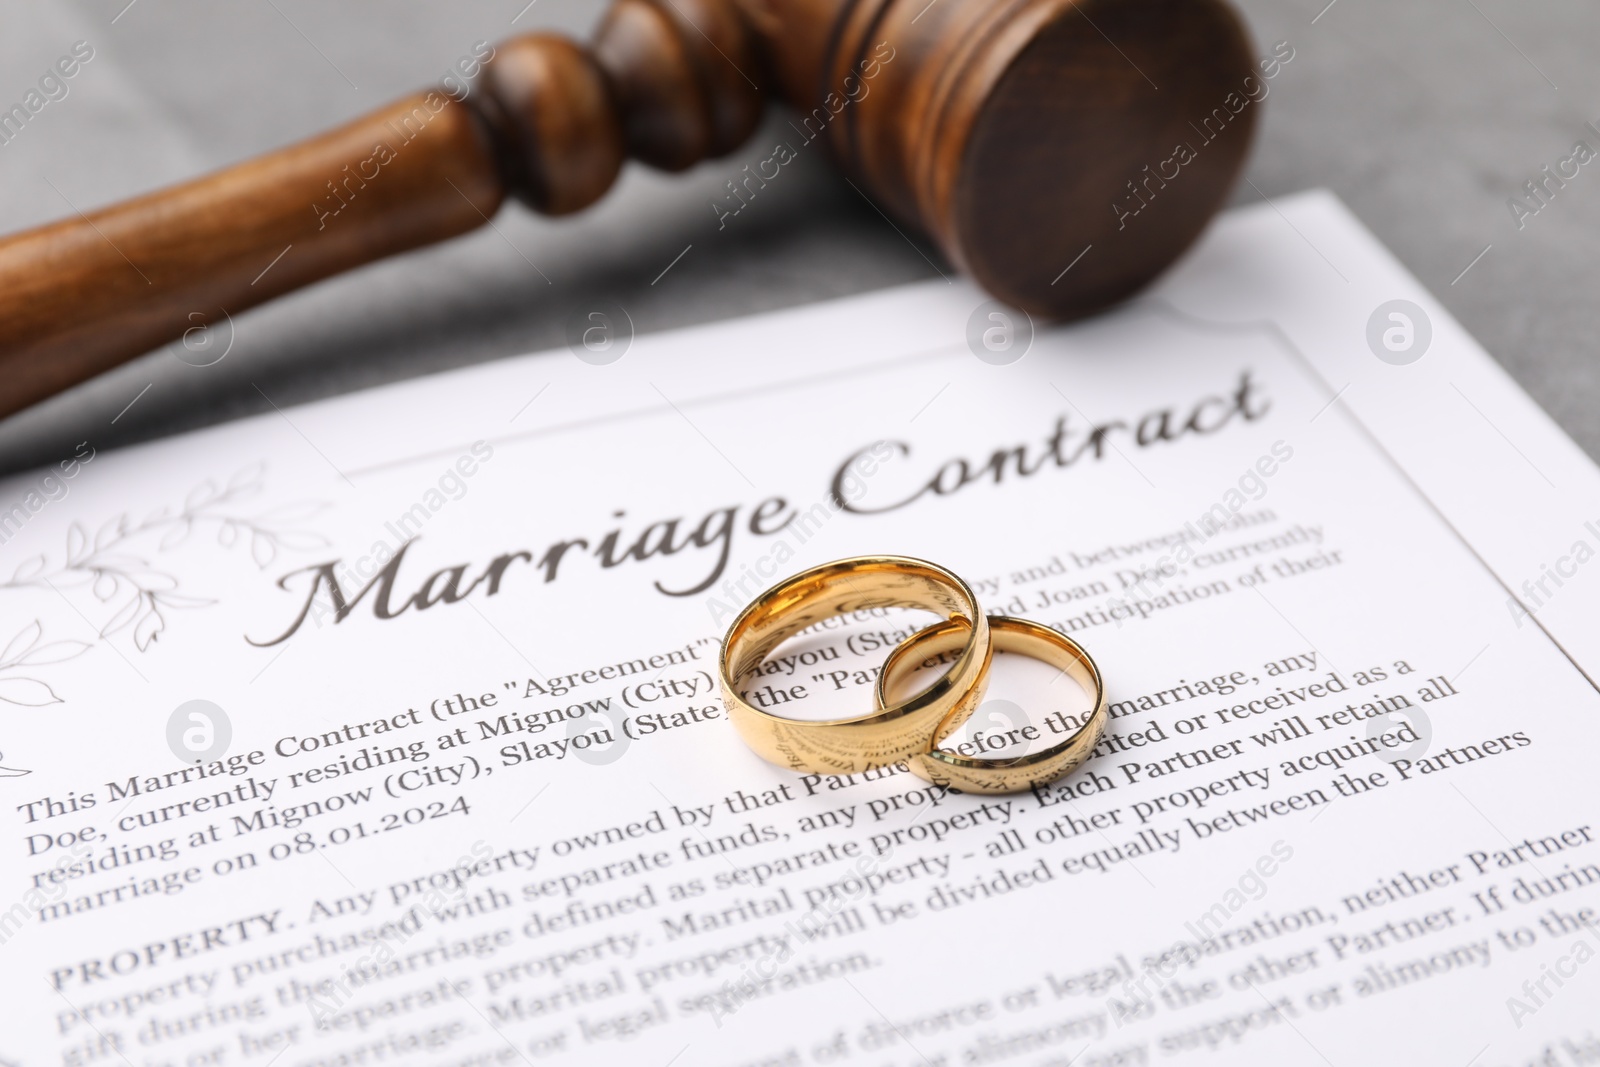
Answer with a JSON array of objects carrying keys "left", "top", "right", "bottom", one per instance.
[{"left": 3, "top": 191, "right": 1598, "bottom": 1066}]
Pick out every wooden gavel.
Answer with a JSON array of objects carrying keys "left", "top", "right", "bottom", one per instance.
[{"left": 0, "top": 0, "right": 1257, "bottom": 419}]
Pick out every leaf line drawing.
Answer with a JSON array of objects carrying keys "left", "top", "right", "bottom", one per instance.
[
  {"left": 0, "top": 618, "right": 93, "bottom": 779},
  {"left": 2, "top": 461, "right": 329, "bottom": 652},
  {"left": 0, "top": 619, "right": 91, "bottom": 709},
  {"left": 0, "top": 462, "right": 330, "bottom": 777}
]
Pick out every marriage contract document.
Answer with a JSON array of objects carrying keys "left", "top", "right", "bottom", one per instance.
[{"left": 3, "top": 191, "right": 1599, "bottom": 1066}]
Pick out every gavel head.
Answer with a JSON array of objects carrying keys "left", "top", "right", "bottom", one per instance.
[
  {"left": 485, "top": 0, "right": 1260, "bottom": 319},
  {"left": 743, "top": 0, "right": 1261, "bottom": 319}
]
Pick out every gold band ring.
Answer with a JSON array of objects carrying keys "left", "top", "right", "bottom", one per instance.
[
  {"left": 876, "top": 615, "right": 1107, "bottom": 794},
  {"left": 720, "top": 556, "right": 992, "bottom": 776}
]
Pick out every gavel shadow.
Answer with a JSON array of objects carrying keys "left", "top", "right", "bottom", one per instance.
[{"left": 0, "top": 114, "right": 946, "bottom": 480}]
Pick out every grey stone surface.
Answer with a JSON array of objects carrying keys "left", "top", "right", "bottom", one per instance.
[{"left": 1, "top": 0, "right": 1596, "bottom": 475}]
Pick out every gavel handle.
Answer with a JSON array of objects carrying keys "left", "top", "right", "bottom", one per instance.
[
  {"left": 0, "top": 0, "right": 770, "bottom": 421},
  {"left": 0, "top": 94, "right": 507, "bottom": 419}
]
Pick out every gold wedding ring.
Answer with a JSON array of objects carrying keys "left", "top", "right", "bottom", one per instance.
[
  {"left": 876, "top": 615, "right": 1107, "bottom": 795},
  {"left": 720, "top": 556, "right": 992, "bottom": 776}
]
